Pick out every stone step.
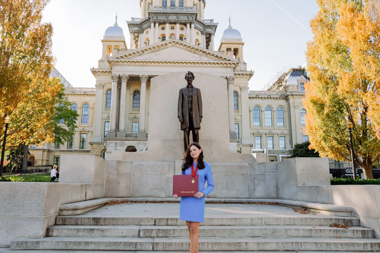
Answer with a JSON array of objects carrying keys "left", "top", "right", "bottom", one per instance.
[
  {"left": 10, "top": 237, "right": 380, "bottom": 251},
  {"left": 56, "top": 216, "right": 361, "bottom": 227},
  {"left": 2, "top": 250, "right": 378, "bottom": 253},
  {"left": 46, "top": 225, "right": 375, "bottom": 239}
]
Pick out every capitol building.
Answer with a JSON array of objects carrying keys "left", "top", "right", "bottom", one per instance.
[{"left": 30, "top": 0, "right": 310, "bottom": 166}]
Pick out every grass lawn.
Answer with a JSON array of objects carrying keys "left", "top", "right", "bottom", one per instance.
[{"left": 0, "top": 173, "right": 55, "bottom": 182}]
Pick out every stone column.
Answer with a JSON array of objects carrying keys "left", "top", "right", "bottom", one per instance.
[
  {"left": 117, "top": 75, "right": 129, "bottom": 137},
  {"left": 142, "top": 0, "right": 146, "bottom": 17},
  {"left": 150, "top": 22, "right": 155, "bottom": 44},
  {"left": 186, "top": 23, "right": 190, "bottom": 43},
  {"left": 210, "top": 34, "right": 215, "bottom": 51},
  {"left": 130, "top": 36, "right": 134, "bottom": 49},
  {"left": 138, "top": 75, "right": 148, "bottom": 139},
  {"left": 202, "top": 33, "right": 205, "bottom": 48},
  {"left": 227, "top": 76, "right": 237, "bottom": 140},
  {"left": 199, "top": 0, "right": 203, "bottom": 19},
  {"left": 109, "top": 74, "right": 119, "bottom": 137},
  {"left": 166, "top": 23, "right": 170, "bottom": 40},
  {"left": 176, "top": 23, "right": 180, "bottom": 40},
  {"left": 155, "top": 22, "right": 159, "bottom": 43},
  {"left": 240, "top": 85, "right": 251, "bottom": 146},
  {"left": 191, "top": 23, "right": 195, "bottom": 46},
  {"left": 93, "top": 83, "right": 104, "bottom": 142}
]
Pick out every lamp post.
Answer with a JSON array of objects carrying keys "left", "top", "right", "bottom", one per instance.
[
  {"left": 347, "top": 119, "right": 356, "bottom": 180},
  {"left": 0, "top": 115, "right": 11, "bottom": 178}
]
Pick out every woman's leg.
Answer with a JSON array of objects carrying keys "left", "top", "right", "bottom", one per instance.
[
  {"left": 186, "top": 221, "right": 192, "bottom": 241},
  {"left": 189, "top": 222, "right": 200, "bottom": 253}
]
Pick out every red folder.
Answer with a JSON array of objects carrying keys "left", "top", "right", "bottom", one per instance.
[{"left": 173, "top": 175, "right": 199, "bottom": 197}]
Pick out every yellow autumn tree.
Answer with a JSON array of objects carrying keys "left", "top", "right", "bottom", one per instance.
[
  {"left": 305, "top": 0, "right": 380, "bottom": 179},
  {"left": 0, "top": 0, "right": 62, "bottom": 148}
]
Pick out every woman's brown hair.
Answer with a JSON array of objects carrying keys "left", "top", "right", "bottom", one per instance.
[{"left": 182, "top": 142, "right": 205, "bottom": 172}]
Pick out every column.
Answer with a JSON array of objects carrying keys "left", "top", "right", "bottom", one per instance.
[
  {"left": 138, "top": 33, "right": 142, "bottom": 48},
  {"left": 155, "top": 22, "right": 159, "bottom": 43},
  {"left": 199, "top": 0, "right": 203, "bottom": 19},
  {"left": 150, "top": 22, "right": 155, "bottom": 44},
  {"left": 93, "top": 83, "right": 104, "bottom": 142},
  {"left": 227, "top": 76, "right": 237, "bottom": 139},
  {"left": 176, "top": 23, "right": 180, "bottom": 40},
  {"left": 202, "top": 33, "right": 205, "bottom": 48},
  {"left": 118, "top": 75, "right": 129, "bottom": 137},
  {"left": 130, "top": 35, "right": 134, "bottom": 49},
  {"left": 142, "top": 0, "right": 146, "bottom": 17},
  {"left": 139, "top": 75, "right": 148, "bottom": 138},
  {"left": 186, "top": 23, "right": 190, "bottom": 43},
  {"left": 166, "top": 23, "right": 170, "bottom": 40},
  {"left": 191, "top": 23, "right": 195, "bottom": 46},
  {"left": 240, "top": 85, "right": 251, "bottom": 144},
  {"left": 109, "top": 74, "right": 119, "bottom": 137},
  {"left": 210, "top": 34, "right": 215, "bottom": 51}
]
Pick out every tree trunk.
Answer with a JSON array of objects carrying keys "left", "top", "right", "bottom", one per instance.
[
  {"left": 22, "top": 144, "right": 28, "bottom": 172},
  {"left": 363, "top": 163, "right": 374, "bottom": 179}
]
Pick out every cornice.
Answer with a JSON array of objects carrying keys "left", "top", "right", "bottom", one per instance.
[{"left": 109, "top": 60, "right": 238, "bottom": 67}]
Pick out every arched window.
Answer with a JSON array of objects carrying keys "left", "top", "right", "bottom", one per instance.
[
  {"left": 161, "top": 35, "right": 166, "bottom": 41},
  {"left": 170, "top": 0, "right": 175, "bottom": 7},
  {"left": 106, "top": 90, "right": 112, "bottom": 108},
  {"left": 179, "top": 35, "right": 184, "bottom": 41},
  {"left": 233, "top": 91, "right": 238, "bottom": 110},
  {"left": 133, "top": 91, "right": 140, "bottom": 108},
  {"left": 162, "top": 0, "right": 167, "bottom": 7},
  {"left": 253, "top": 107, "right": 261, "bottom": 126},
  {"left": 148, "top": 3, "right": 152, "bottom": 9},
  {"left": 301, "top": 109, "right": 306, "bottom": 125},
  {"left": 265, "top": 107, "right": 272, "bottom": 127},
  {"left": 81, "top": 104, "right": 90, "bottom": 124},
  {"left": 71, "top": 103, "right": 77, "bottom": 111},
  {"left": 277, "top": 107, "right": 284, "bottom": 127},
  {"left": 193, "top": 3, "right": 198, "bottom": 10},
  {"left": 179, "top": 0, "right": 184, "bottom": 7}
]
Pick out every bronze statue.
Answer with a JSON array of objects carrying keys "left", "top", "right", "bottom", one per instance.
[{"left": 178, "top": 71, "right": 203, "bottom": 152}]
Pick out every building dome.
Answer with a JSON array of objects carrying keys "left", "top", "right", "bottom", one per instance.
[
  {"left": 222, "top": 17, "right": 241, "bottom": 40},
  {"left": 105, "top": 16, "right": 124, "bottom": 37}
]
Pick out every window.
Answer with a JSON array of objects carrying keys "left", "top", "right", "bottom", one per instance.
[
  {"left": 277, "top": 107, "right": 284, "bottom": 127},
  {"left": 148, "top": 3, "right": 152, "bottom": 9},
  {"left": 133, "top": 91, "right": 140, "bottom": 108},
  {"left": 162, "top": 0, "right": 167, "bottom": 7},
  {"left": 170, "top": 0, "right": 175, "bottom": 7},
  {"left": 267, "top": 136, "right": 274, "bottom": 150},
  {"left": 106, "top": 90, "right": 112, "bottom": 108},
  {"left": 67, "top": 138, "right": 73, "bottom": 149},
  {"left": 193, "top": 3, "right": 198, "bottom": 10},
  {"left": 235, "top": 123, "right": 239, "bottom": 139},
  {"left": 179, "top": 36, "right": 184, "bottom": 41},
  {"left": 104, "top": 122, "right": 110, "bottom": 137},
  {"left": 303, "top": 135, "right": 309, "bottom": 142},
  {"left": 60, "top": 118, "right": 64, "bottom": 123},
  {"left": 300, "top": 83, "right": 305, "bottom": 92},
  {"left": 54, "top": 142, "right": 60, "bottom": 149},
  {"left": 53, "top": 157, "right": 60, "bottom": 166},
  {"left": 71, "top": 103, "right": 77, "bottom": 111},
  {"left": 80, "top": 133, "right": 87, "bottom": 149},
  {"left": 279, "top": 136, "right": 286, "bottom": 150},
  {"left": 179, "top": 0, "right": 184, "bottom": 7},
  {"left": 81, "top": 104, "right": 90, "bottom": 124},
  {"left": 234, "top": 92, "right": 238, "bottom": 110},
  {"left": 255, "top": 136, "right": 262, "bottom": 149},
  {"left": 301, "top": 109, "right": 306, "bottom": 125},
  {"left": 265, "top": 107, "right": 272, "bottom": 126},
  {"left": 161, "top": 35, "right": 166, "bottom": 41},
  {"left": 132, "top": 122, "right": 139, "bottom": 133},
  {"left": 253, "top": 107, "right": 261, "bottom": 126}
]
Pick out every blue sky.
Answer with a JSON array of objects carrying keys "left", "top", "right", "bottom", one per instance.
[{"left": 42, "top": 0, "right": 319, "bottom": 90}]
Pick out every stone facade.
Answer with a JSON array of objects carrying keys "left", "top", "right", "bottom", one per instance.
[{"left": 30, "top": 0, "right": 309, "bottom": 165}]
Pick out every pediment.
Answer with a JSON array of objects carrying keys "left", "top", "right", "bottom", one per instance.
[{"left": 109, "top": 40, "right": 236, "bottom": 63}]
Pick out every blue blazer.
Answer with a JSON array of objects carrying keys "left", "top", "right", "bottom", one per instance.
[{"left": 182, "top": 162, "right": 214, "bottom": 196}]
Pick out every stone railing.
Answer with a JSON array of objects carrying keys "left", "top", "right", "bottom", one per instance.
[{"left": 148, "top": 6, "right": 197, "bottom": 11}]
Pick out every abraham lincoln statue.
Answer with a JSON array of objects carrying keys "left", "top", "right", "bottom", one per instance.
[{"left": 178, "top": 71, "right": 203, "bottom": 152}]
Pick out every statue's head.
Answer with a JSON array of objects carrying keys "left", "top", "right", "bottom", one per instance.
[{"left": 185, "top": 71, "right": 195, "bottom": 82}]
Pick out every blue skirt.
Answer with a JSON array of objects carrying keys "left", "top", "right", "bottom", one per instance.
[{"left": 179, "top": 196, "right": 205, "bottom": 222}]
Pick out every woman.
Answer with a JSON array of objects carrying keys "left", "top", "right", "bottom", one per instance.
[{"left": 173, "top": 142, "right": 214, "bottom": 253}]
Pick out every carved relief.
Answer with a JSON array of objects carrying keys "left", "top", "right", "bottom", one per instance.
[
  {"left": 121, "top": 74, "right": 129, "bottom": 82},
  {"left": 227, "top": 76, "right": 235, "bottom": 85},
  {"left": 95, "top": 83, "right": 104, "bottom": 90},
  {"left": 111, "top": 74, "right": 119, "bottom": 82},
  {"left": 240, "top": 86, "right": 249, "bottom": 93},
  {"left": 140, "top": 75, "right": 149, "bottom": 83}
]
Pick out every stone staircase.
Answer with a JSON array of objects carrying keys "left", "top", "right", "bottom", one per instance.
[{"left": 8, "top": 211, "right": 380, "bottom": 252}]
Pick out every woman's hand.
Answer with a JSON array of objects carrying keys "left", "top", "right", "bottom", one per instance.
[
  {"left": 172, "top": 194, "right": 178, "bottom": 198},
  {"left": 194, "top": 192, "right": 205, "bottom": 198}
]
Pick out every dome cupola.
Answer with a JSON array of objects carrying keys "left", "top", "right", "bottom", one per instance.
[
  {"left": 105, "top": 15, "right": 124, "bottom": 37},
  {"left": 222, "top": 17, "right": 241, "bottom": 40}
]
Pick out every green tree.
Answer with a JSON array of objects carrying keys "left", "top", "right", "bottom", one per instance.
[
  {"left": 52, "top": 85, "right": 79, "bottom": 145},
  {"left": 292, "top": 141, "right": 320, "bottom": 158}
]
